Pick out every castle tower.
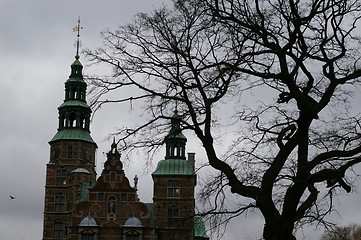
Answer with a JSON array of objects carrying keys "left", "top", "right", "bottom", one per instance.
[
  {"left": 152, "top": 110, "right": 197, "bottom": 240},
  {"left": 42, "top": 52, "right": 98, "bottom": 240}
]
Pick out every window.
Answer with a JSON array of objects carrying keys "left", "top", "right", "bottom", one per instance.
[
  {"left": 167, "top": 205, "right": 180, "bottom": 227},
  {"left": 97, "top": 192, "right": 104, "bottom": 201},
  {"left": 53, "top": 221, "right": 65, "bottom": 238},
  {"left": 120, "top": 193, "right": 127, "bottom": 202},
  {"left": 67, "top": 112, "right": 76, "bottom": 127},
  {"left": 81, "top": 233, "right": 95, "bottom": 240},
  {"left": 167, "top": 180, "right": 180, "bottom": 197},
  {"left": 55, "top": 195, "right": 65, "bottom": 212},
  {"left": 56, "top": 169, "right": 67, "bottom": 186},
  {"left": 67, "top": 145, "right": 73, "bottom": 158},
  {"left": 83, "top": 148, "right": 91, "bottom": 162},
  {"left": 126, "top": 235, "right": 139, "bottom": 240},
  {"left": 50, "top": 148, "right": 59, "bottom": 161}
]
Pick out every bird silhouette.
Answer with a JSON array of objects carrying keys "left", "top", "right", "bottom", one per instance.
[{"left": 9, "top": 195, "right": 15, "bottom": 200}]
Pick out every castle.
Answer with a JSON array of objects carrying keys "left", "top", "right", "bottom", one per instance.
[{"left": 41, "top": 51, "right": 209, "bottom": 240}]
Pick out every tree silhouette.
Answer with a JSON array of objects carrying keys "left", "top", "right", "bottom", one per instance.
[
  {"left": 321, "top": 225, "right": 361, "bottom": 240},
  {"left": 86, "top": 0, "right": 361, "bottom": 239}
]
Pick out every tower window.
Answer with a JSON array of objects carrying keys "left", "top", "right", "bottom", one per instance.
[
  {"left": 53, "top": 221, "right": 65, "bottom": 238},
  {"left": 56, "top": 169, "right": 67, "bottom": 186},
  {"left": 67, "top": 145, "right": 73, "bottom": 158},
  {"left": 71, "top": 87, "right": 76, "bottom": 99},
  {"left": 50, "top": 148, "right": 59, "bottom": 161},
  {"left": 83, "top": 148, "right": 91, "bottom": 162},
  {"left": 167, "top": 180, "right": 180, "bottom": 197},
  {"left": 55, "top": 195, "right": 66, "bottom": 212},
  {"left": 167, "top": 205, "right": 180, "bottom": 227},
  {"left": 67, "top": 112, "right": 76, "bottom": 128},
  {"left": 80, "top": 115, "right": 85, "bottom": 128}
]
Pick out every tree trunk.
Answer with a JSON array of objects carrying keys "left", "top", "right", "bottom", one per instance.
[{"left": 263, "top": 219, "right": 297, "bottom": 240}]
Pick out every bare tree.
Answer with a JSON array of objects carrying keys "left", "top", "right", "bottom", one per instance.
[
  {"left": 85, "top": 0, "right": 361, "bottom": 239},
  {"left": 321, "top": 224, "right": 361, "bottom": 240}
]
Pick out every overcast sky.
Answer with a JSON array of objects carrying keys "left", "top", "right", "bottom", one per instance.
[{"left": 0, "top": 1, "right": 360, "bottom": 240}]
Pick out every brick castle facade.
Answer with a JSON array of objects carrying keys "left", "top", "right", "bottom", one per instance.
[{"left": 42, "top": 53, "right": 209, "bottom": 240}]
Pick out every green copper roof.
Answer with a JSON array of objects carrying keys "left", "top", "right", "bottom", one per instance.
[
  {"left": 194, "top": 217, "right": 209, "bottom": 239},
  {"left": 59, "top": 100, "right": 90, "bottom": 108},
  {"left": 72, "top": 58, "right": 82, "bottom": 67},
  {"left": 67, "top": 76, "right": 85, "bottom": 82},
  {"left": 152, "top": 159, "right": 195, "bottom": 176},
  {"left": 66, "top": 56, "right": 84, "bottom": 82},
  {"left": 49, "top": 129, "right": 96, "bottom": 144},
  {"left": 166, "top": 132, "right": 187, "bottom": 140}
]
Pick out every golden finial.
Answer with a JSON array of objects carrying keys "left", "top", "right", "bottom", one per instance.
[{"left": 72, "top": 17, "right": 82, "bottom": 58}]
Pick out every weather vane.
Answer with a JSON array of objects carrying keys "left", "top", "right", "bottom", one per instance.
[{"left": 72, "top": 17, "right": 83, "bottom": 57}]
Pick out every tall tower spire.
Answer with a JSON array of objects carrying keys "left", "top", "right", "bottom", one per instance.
[
  {"left": 43, "top": 20, "right": 97, "bottom": 240},
  {"left": 49, "top": 18, "right": 94, "bottom": 144}
]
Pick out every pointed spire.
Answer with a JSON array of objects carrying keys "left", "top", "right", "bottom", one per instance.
[
  {"left": 165, "top": 109, "right": 187, "bottom": 160},
  {"left": 111, "top": 137, "right": 118, "bottom": 153},
  {"left": 107, "top": 138, "right": 121, "bottom": 158},
  {"left": 103, "top": 139, "right": 123, "bottom": 172},
  {"left": 69, "top": 17, "right": 84, "bottom": 79},
  {"left": 49, "top": 20, "right": 96, "bottom": 145},
  {"left": 153, "top": 109, "right": 195, "bottom": 176},
  {"left": 73, "top": 17, "right": 82, "bottom": 59},
  {"left": 170, "top": 109, "right": 181, "bottom": 133}
]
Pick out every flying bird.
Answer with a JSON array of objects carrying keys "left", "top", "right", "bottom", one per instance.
[{"left": 9, "top": 195, "right": 15, "bottom": 200}]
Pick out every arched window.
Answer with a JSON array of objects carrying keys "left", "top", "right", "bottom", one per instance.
[
  {"left": 53, "top": 220, "right": 65, "bottom": 238},
  {"left": 71, "top": 87, "right": 76, "bottom": 99},
  {"left": 80, "top": 114, "right": 85, "bottom": 128},
  {"left": 68, "top": 112, "right": 76, "bottom": 127},
  {"left": 167, "top": 205, "right": 180, "bottom": 227},
  {"left": 55, "top": 194, "right": 65, "bottom": 212},
  {"left": 56, "top": 168, "right": 67, "bottom": 186}
]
